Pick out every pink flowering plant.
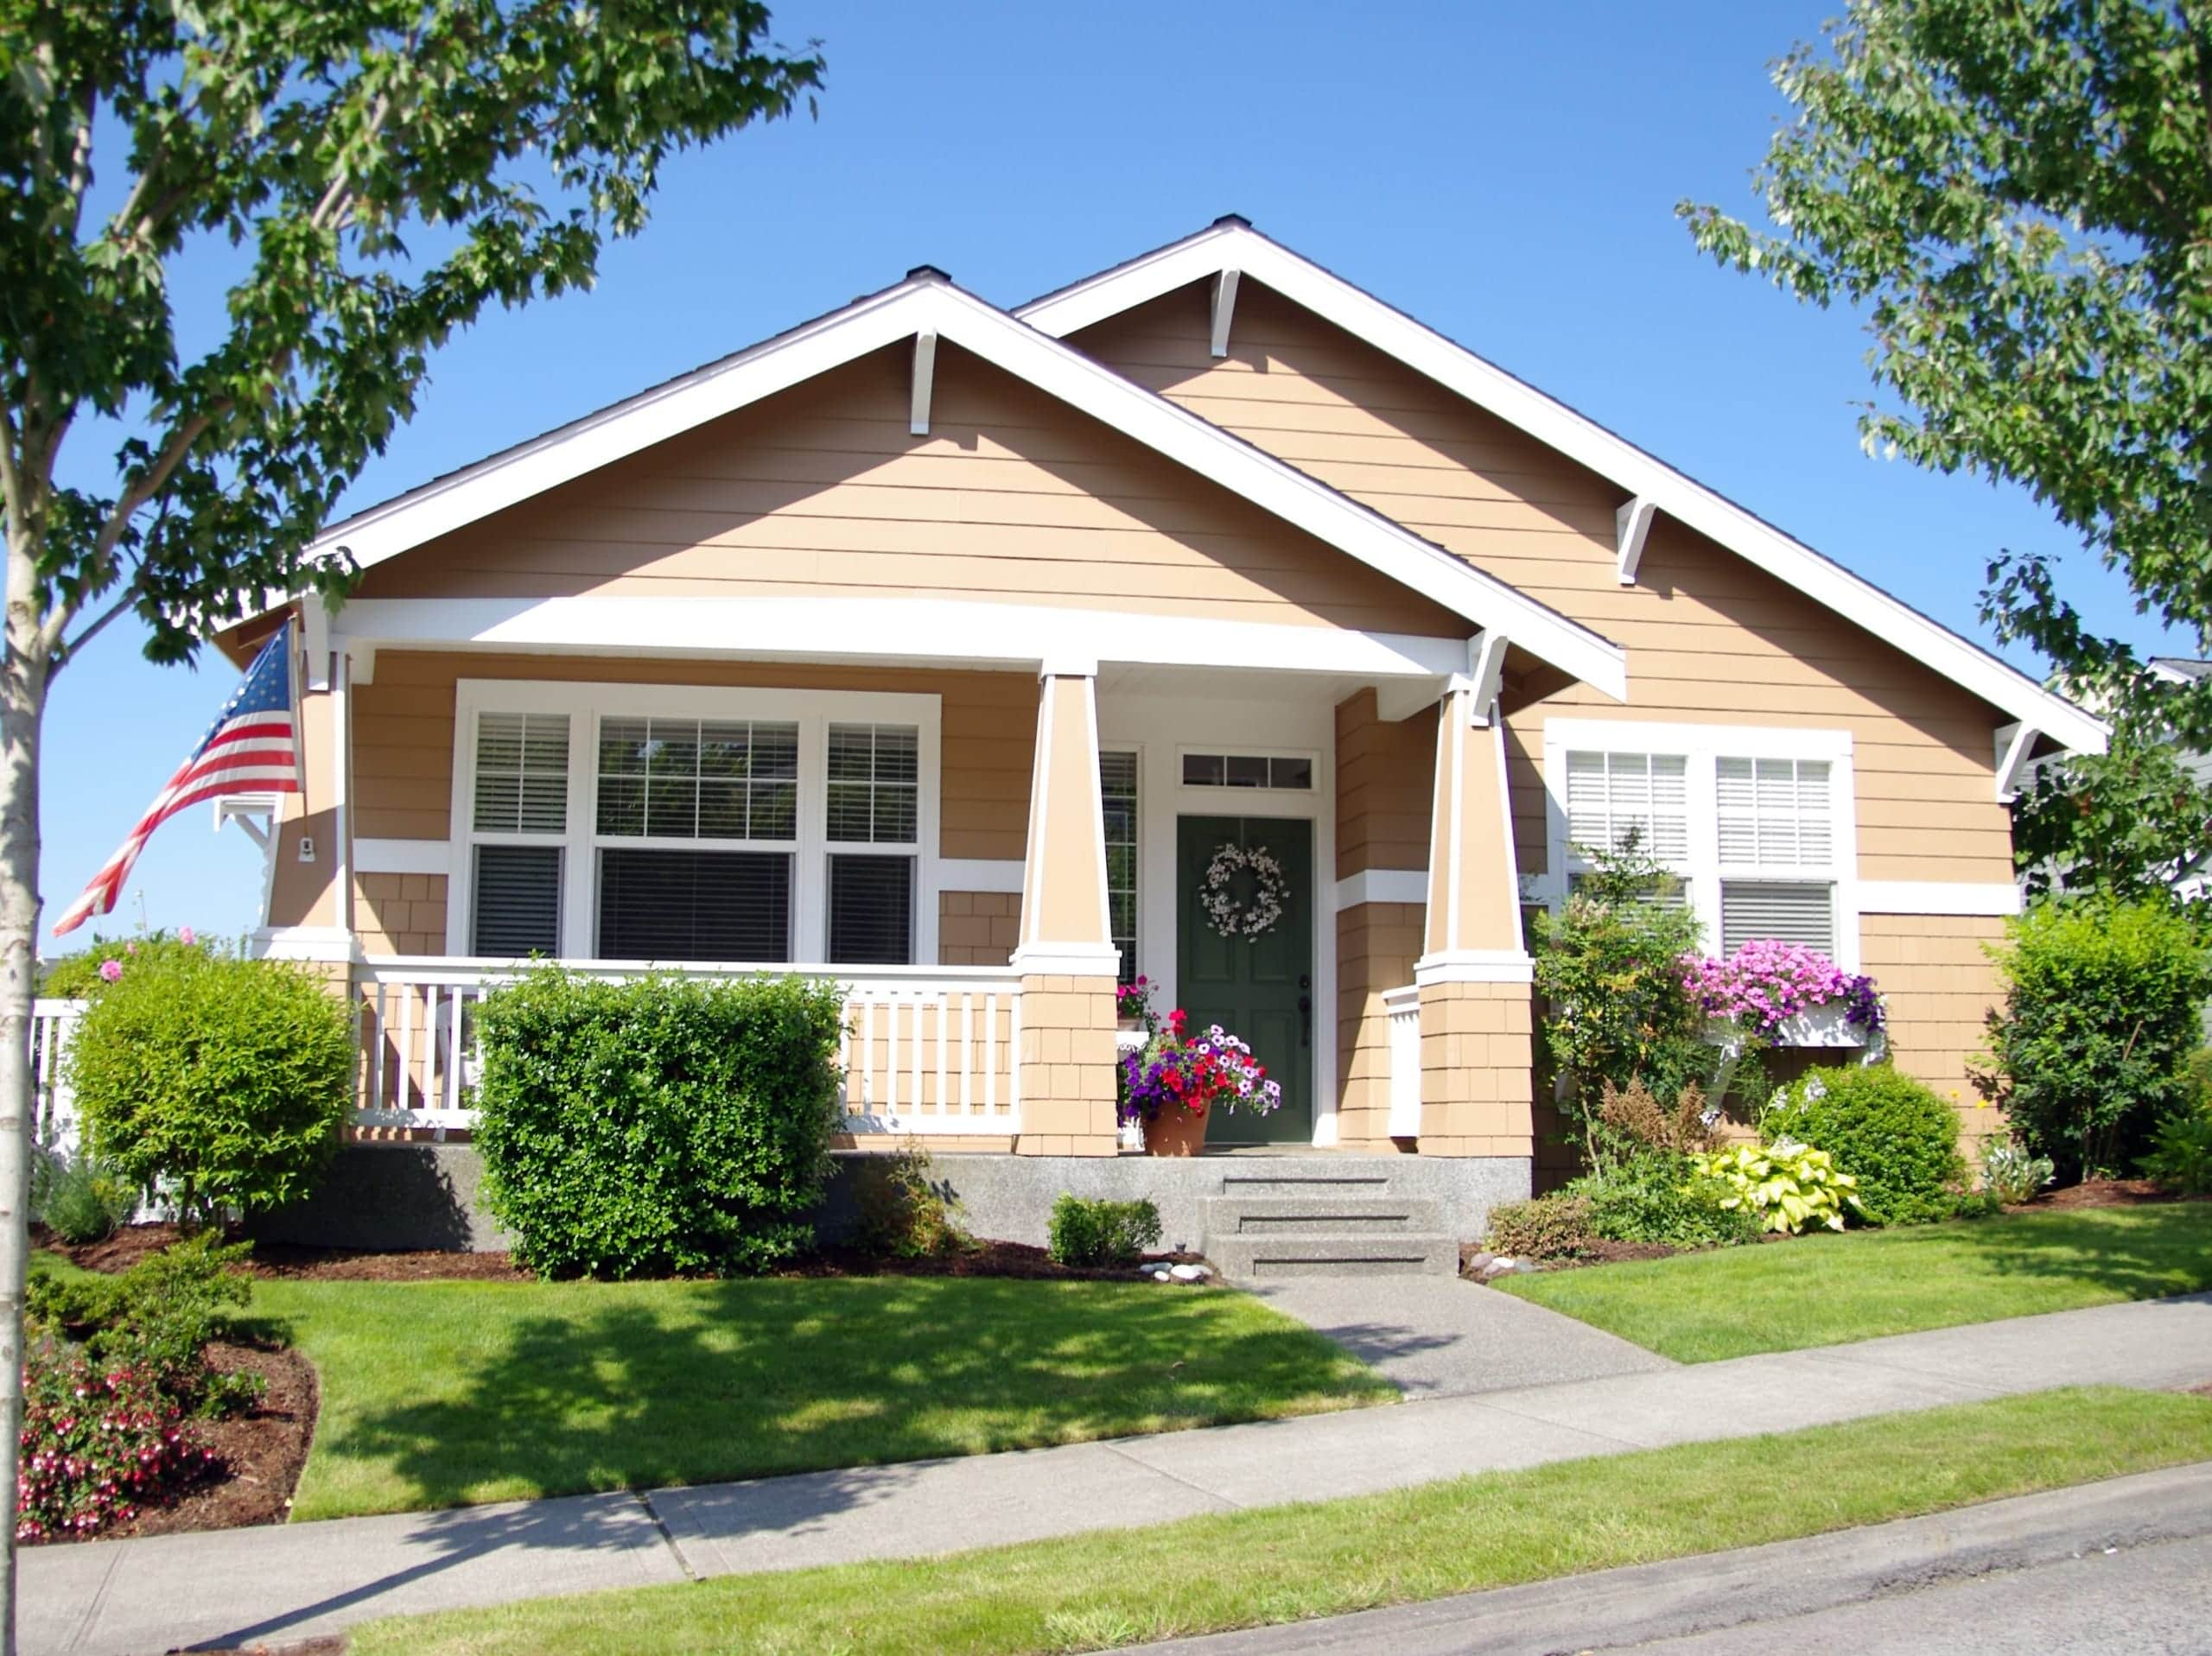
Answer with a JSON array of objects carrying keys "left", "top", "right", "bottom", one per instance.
[
  {"left": 1680, "top": 940, "right": 1885, "bottom": 1037},
  {"left": 1115, "top": 980, "right": 1282, "bottom": 1125},
  {"left": 16, "top": 1353, "right": 219, "bottom": 1543}
]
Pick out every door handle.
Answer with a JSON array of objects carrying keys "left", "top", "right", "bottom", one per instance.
[{"left": 1298, "top": 994, "right": 1312, "bottom": 1047}]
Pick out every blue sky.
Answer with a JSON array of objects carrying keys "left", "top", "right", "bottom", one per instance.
[{"left": 39, "top": 1, "right": 2182, "bottom": 953}]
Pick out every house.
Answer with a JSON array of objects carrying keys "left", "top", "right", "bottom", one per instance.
[{"left": 214, "top": 218, "right": 2102, "bottom": 1254}]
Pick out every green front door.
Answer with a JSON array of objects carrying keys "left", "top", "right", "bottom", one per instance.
[{"left": 1177, "top": 815, "right": 1314, "bottom": 1145}]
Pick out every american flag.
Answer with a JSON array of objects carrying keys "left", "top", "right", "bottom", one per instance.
[{"left": 53, "top": 621, "right": 302, "bottom": 937}]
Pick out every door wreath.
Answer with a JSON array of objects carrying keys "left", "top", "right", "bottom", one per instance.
[{"left": 1200, "top": 841, "right": 1288, "bottom": 940}]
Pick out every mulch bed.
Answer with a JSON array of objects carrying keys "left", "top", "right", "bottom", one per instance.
[
  {"left": 41, "top": 1222, "right": 1204, "bottom": 1285},
  {"left": 2014, "top": 1177, "right": 2192, "bottom": 1211},
  {"left": 22, "top": 1339, "right": 319, "bottom": 1548}
]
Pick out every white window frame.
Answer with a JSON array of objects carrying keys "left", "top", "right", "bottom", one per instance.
[
  {"left": 1173, "top": 743, "right": 1320, "bottom": 793},
  {"left": 1538, "top": 719, "right": 1860, "bottom": 971},
  {"left": 447, "top": 680, "right": 941, "bottom": 964},
  {"left": 1099, "top": 745, "right": 1141, "bottom": 986}
]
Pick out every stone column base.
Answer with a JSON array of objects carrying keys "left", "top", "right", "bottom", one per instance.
[
  {"left": 1418, "top": 979, "right": 1535, "bottom": 1157},
  {"left": 1014, "top": 974, "right": 1120, "bottom": 1156}
]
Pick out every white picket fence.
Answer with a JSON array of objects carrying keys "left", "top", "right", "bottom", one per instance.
[{"left": 31, "top": 997, "right": 87, "bottom": 1158}]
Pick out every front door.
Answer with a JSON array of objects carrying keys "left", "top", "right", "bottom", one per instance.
[{"left": 1176, "top": 815, "right": 1314, "bottom": 1145}]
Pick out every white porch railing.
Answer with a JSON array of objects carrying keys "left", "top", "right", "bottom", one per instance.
[
  {"left": 31, "top": 997, "right": 87, "bottom": 1158},
  {"left": 355, "top": 959, "right": 1022, "bottom": 1137},
  {"left": 1382, "top": 984, "right": 1421, "bottom": 1138}
]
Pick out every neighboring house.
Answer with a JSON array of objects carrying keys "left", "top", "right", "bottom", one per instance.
[{"left": 206, "top": 218, "right": 2101, "bottom": 1242}]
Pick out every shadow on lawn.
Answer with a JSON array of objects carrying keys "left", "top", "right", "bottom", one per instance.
[
  {"left": 1870, "top": 1204, "right": 2212, "bottom": 1302},
  {"left": 204, "top": 1278, "right": 1373, "bottom": 1649}
]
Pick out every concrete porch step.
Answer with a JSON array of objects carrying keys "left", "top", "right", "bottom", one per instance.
[
  {"left": 1204, "top": 1195, "right": 1444, "bottom": 1236},
  {"left": 1217, "top": 1171, "right": 1393, "bottom": 1198},
  {"left": 1205, "top": 1230, "right": 1460, "bottom": 1280}
]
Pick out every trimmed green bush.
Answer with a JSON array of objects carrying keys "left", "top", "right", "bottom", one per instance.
[
  {"left": 1569, "top": 1152, "right": 1761, "bottom": 1248},
  {"left": 40, "top": 930, "right": 211, "bottom": 999},
  {"left": 27, "top": 1233, "right": 260, "bottom": 1414},
  {"left": 1046, "top": 1195, "right": 1162, "bottom": 1267},
  {"left": 474, "top": 968, "right": 845, "bottom": 1278},
  {"left": 1483, "top": 1192, "right": 1595, "bottom": 1260},
  {"left": 70, "top": 944, "right": 353, "bottom": 1224},
  {"left": 1764, "top": 1063, "right": 1967, "bottom": 1227},
  {"left": 1983, "top": 898, "right": 2212, "bottom": 1180},
  {"left": 847, "top": 1141, "right": 970, "bottom": 1259},
  {"left": 2142, "top": 1103, "right": 2212, "bottom": 1196}
]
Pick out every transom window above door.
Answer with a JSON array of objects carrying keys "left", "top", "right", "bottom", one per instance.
[
  {"left": 453, "top": 683, "right": 938, "bottom": 968},
  {"left": 1181, "top": 752, "right": 1314, "bottom": 790}
]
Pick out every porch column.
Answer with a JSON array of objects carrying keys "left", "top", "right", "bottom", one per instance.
[
  {"left": 1414, "top": 676, "right": 1536, "bottom": 1158},
  {"left": 1011, "top": 664, "right": 1121, "bottom": 1156}
]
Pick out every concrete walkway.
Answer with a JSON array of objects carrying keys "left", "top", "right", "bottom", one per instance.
[
  {"left": 1250, "top": 1276, "right": 1675, "bottom": 1396},
  {"left": 25, "top": 1292, "right": 2212, "bottom": 1656}
]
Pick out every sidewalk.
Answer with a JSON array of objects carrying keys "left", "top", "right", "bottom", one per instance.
[{"left": 26, "top": 1292, "right": 2212, "bottom": 1656}]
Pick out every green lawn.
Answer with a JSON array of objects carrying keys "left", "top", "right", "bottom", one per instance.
[
  {"left": 250, "top": 1272, "right": 1391, "bottom": 1520},
  {"left": 1497, "top": 1203, "right": 2212, "bottom": 1362},
  {"left": 351, "top": 1386, "right": 2212, "bottom": 1656},
  {"left": 32, "top": 1252, "right": 1391, "bottom": 1522}
]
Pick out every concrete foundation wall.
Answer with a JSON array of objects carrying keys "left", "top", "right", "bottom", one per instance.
[{"left": 252, "top": 1145, "right": 1530, "bottom": 1255}]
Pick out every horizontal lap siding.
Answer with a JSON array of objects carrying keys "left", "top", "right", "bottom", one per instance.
[
  {"left": 1860, "top": 912, "right": 2007, "bottom": 1143},
  {"left": 1071, "top": 283, "right": 2018, "bottom": 887},
  {"left": 350, "top": 651, "right": 1035, "bottom": 861},
  {"left": 355, "top": 343, "right": 1465, "bottom": 639}
]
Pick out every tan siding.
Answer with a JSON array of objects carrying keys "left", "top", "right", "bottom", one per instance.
[
  {"left": 356, "top": 342, "right": 1468, "bottom": 640},
  {"left": 1335, "top": 901, "right": 1422, "bottom": 1149},
  {"left": 1073, "top": 284, "right": 2018, "bottom": 888},
  {"left": 350, "top": 650, "right": 1034, "bottom": 860},
  {"left": 267, "top": 688, "right": 340, "bottom": 929},
  {"left": 939, "top": 891, "right": 1020, "bottom": 967},
  {"left": 1334, "top": 689, "right": 1436, "bottom": 881},
  {"left": 1860, "top": 912, "right": 2007, "bottom": 1145},
  {"left": 355, "top": 873, "right": 447, "bottom": 955}
]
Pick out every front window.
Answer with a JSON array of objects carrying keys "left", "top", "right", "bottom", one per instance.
[
  {"left": 1101, "top": 750, "right": 1139, "bottom": 985},
  {"left": 468, "top": 712, "right": 569, "bottom": 955},
  {"left": 1716, "top": 757, "right": 1834, "bottom": 953},
  {"left": 825, "top": 723, "right": 918, "bottom": 965}
]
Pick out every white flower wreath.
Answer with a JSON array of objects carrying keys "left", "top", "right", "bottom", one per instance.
[{"left": 1200, "top": 841, "right": 1288, "bottom": 940}]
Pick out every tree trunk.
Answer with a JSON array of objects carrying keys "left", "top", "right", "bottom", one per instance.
[{"left": 0, "top": 544, "right": 51, "bottom": 1654}]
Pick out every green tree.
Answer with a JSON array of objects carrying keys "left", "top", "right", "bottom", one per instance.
[
  {"left": 1681, "top": 0, "right": 2212, "bottom": 812},
  {"left": 0, "top": 5, "right": 821, "bottom": 1637},
  {"left": 2012, "top": 730, "right": 2212, "bottom": 902}
]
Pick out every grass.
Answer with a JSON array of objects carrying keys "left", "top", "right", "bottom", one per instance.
[
  {"left": 200, "top": 1269, "right": 1388, "bottom": 1521},
  {"left": 349, "top": 1385, "right": 2212, "bottom": 1655},
  {"left": 1497, "top": 1203, "right": 2212, "bottom": 1362}
]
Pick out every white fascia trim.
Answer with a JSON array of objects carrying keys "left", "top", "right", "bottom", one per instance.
[
  {"left": 1414, "top": 949, "right": 1535, "bottom": 987},
  {"left": 938, "top": 858, "right": 1026, "bottom": 894},
  {"left": 1020, "top": 223, "right": 2107, "bottom": 756},
  {"left": 1335, "top": 867, "right": 1429, "bottom": 910},
  {"left": 355, "top": 838, "right": 452, "bottom": 877},
  {"left": 250, "top": 925, "right": 360, "bottom": 963},
  {"left": 1858, "top": 880, "right": 2023, "bottom": 917},
  {"left": 332, "top": 595, "right": 1471, "bottom": 682},
  {"left": 1009, "top": 943, "right": 1122, "bottom": 977},
  {"left": 297, "top": 278, "right": 1623, "bottom": 700}
]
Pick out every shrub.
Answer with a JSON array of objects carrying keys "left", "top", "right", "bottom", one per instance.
[
  {"left": 32, "top": 1151, "right": 133, "bottom": 1245},
  {"left": 1046, "top": 1196, "right": 1162, "bottom": 1268},
  {"left": 847, "top": 1141, "right": 969, "bottom": 1259},
  {"left": 39, "top": 929, "right": 212, "bottom": 1000},
  {"left": 1977, "top": 1136, "right": 2056, "bottom": 1206},
  {"left": 2142, "top": 1104, "right": 2212, "bottom": 1196},
  {"left": 1595, "top": 1077, "right": 1726, "bottom": 1158},
  {"left": 474, "top": 968, "right": 845, "bottom": 1278},
  {"left": 1981, "top": 898, "right": 2212, "bottom": 1181},
  {"left": 69, "top": 944, "right": 353, "bottom": 1224},
  {"left": 1532, "top": 838, "right": 1708, "bottom": 1155},
  {"left": 1483, "top": 1192, "right": 1595, "bottom": 1260},
  {"left": 1689, "top": 1139, "right": 1863, "bottom": 1234},
  {"left": 17, "top": 1352, "right": 219, "bottom": 1543},
  {"left": 27, "top": 1234, "right": 258, "bottom": 1413},
  {"left": 1763, "top": 1064, "right": 1965, "bottom": 1227},
  {"left": 1568, "top": 1152, "right": 1761, "bottom": 1249}
]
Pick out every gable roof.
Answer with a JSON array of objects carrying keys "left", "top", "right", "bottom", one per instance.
[
  {"left": 286, "top": 270, "right": 1628, "bottom": 697},
  {"left": 1020, "top": 218, "right": 2107, "bottom": 755}
]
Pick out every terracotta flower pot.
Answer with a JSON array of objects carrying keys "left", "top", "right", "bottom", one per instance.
[{"left": 1144, "top": 1100, "right": 1211, "bottom": 1158}]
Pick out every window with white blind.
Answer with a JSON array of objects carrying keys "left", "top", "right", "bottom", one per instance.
[
  {"left": 449, "top": 683, "right": 939, "bottom": 965},
  {"left": 467, "top": 713, "right": 570, "bottom": 955},
  {"left": 1101, "top": 750, "right": 1138, "bottom": 985},
  {"left": 824, "top": 724, "right": 918, "bottom": 965},
  {"left": 1544, "top": 721, "right": 1857, "bottom": 968}
]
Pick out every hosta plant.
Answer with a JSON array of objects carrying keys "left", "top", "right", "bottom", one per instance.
[
  {"left": 1689, "top": 1139, "right": 1863, "bottom": 1234},
  {"left": 1977, "top": 1137, "right": 2056, "bottom": 1207}
]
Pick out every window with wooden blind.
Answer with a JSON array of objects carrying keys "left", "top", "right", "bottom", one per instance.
[
  {"left": 825, "top": 723, "right": 918, "bottom": 966},
  {"left": 1545, "top": 721, "right": 1857, "bottom": 971},
  {"left": 468, "top": 713, "right": 570, "bottom": 955},
  {"left": 1101, "top": 750, "right": 1138, "bottom": 985}
]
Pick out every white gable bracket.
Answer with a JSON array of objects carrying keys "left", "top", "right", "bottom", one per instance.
[
  {"left": 908, "top": 332, "right": 938, "bottom": 436},
  {"left": 1210, "top": 270, "right": 1240, "bottom": 358},
  {"left": 1466, "top": 631, "right": 1508, "bottom": 726},
  {"left": 1994, "top": 721, "right": 2040, "bottom": 804},
  {"left": 1616, "top": 497, "right": 1656, "bottom": 587}
]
